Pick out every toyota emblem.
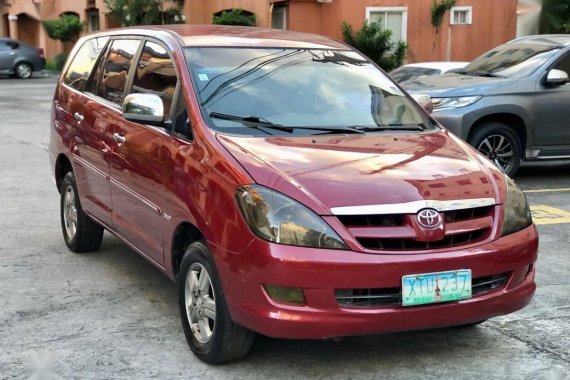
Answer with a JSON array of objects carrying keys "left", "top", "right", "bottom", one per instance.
[{"left": 417, "top": 208, "right": 442, "bottom": 228}]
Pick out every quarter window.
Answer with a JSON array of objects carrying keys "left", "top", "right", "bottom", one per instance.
[
  {"left": 132, "top": 41, "right": 177, "bottom": 119},
  {"left": 97, "top": 39, "right": 140, "bottom": 105},
  {"left": 63, "top": 36, "right": 109, "bottom": 91}
]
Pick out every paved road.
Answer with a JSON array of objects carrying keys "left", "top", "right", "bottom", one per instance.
[{"left": 0, "top": 78, "right": 568, "bottom": 379}]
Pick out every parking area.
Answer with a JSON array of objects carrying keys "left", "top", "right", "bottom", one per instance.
[{"left": 0, "top": 78, "right": 568, "bottom": 379}]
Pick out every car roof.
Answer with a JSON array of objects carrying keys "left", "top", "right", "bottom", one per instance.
[
  {"left": 508, "top": 35, "right": 570, "bottom": 47},
  {"left": 397, "top": 62, "right": 469, "bottom": 71},
  {"left": 92, "top": 24, "right": 348, "bottom": 50}
]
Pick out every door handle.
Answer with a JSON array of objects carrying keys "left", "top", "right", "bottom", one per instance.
[
  {"left": 113, "top": 133, "right": 126, "bottom": 144},
  {"left": 73, "top": 112, "right": 84, "bottom": 122}
]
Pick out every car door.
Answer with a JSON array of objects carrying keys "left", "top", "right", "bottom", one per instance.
[
  {"left": 107, "top": 39, "right": 179, "bottom": 266},
  {"left": 533, "top": 50, "right": 570, "bottom": 148},
  {"left": 0, "top": 40, "right": 17, "bottom": 71},
  {"left": 58, "top": 36, "right": 113, "bottom": 226}
]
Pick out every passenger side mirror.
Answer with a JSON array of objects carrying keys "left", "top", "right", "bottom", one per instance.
[
  {"left": 122, "top": 93, "right": 164, "bottom": 126},
  {"left": 545, "top": 69, "right": 569, "bottom": 87},
  {"left": 411, "top": 94, "right": 433, "bottom": 114}
]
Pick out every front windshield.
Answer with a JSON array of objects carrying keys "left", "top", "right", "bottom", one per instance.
[
  {"left": 390, "top": 67, "right": 440, "bottom": 82},
  {"left": 462, "top": 43, "right": 560, "bottom": 79},
  {"left": 185, "top": 48, "right": 431, "bottom": 136}
]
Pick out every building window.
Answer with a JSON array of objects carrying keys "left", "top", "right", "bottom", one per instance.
[
  {"left": 365, "top": 7, "right": 407, "bottom": 42},
  {"left": 450, "top": 6, "right": 472, "bottom": 25},
  {"left": 87, "top": 9, "right": 100, "bottom": 32},
  {"left": 272, "top": 5, "right": 287, "bottom": 30}
]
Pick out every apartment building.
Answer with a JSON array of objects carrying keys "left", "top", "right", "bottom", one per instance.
[{"left": 1, "top": 0, "right": 519, "bottom": 63}]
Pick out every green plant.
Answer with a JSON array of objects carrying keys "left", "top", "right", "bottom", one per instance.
[
  {"left": 341, "top": 20, "right": 408, "bottom": 72},
  {"left": 431, "top": 0, "right": 456, "bottom": 30},
  {"left": 212, "top": 9, "right": 256, "bottom": 27},
  {"left": 42, "top": 14, "right": 86, "bottom": 43},
  {"left": 540, "top": 0, "right": 570, "bottom": 33},
  {"left": 104, "top": 0, "right": 182, "bottom": 26}
]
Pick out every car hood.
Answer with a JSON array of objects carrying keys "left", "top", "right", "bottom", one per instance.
[
  {"left": 217, "top": 131, "right": 504, "bottom": 215},
  {"left": 402, "top": 73, "right": 516, "bottom": 97}
]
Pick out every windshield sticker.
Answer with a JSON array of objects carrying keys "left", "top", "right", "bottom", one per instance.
[{"left": 198, "top": 73, "right": 209, "bottom": 81}]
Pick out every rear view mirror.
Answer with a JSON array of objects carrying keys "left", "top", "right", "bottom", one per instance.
[
  {"left": 545, "top": 69, "right": 569, "bottom": 87},
  {"left": 122, "top": 93, "right": 164, "bottom": 125},
  {"left": 411, "top": 94, "right": 433, "bottom": 113}
]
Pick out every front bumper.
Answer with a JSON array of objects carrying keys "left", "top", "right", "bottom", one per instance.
[{"left": 213, "top": 225, "right": 538, "bottom": 339}]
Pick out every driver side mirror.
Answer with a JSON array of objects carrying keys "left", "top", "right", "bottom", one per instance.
[
  {"left": 545, "top": 69, "right": 569, "bottom": 87},
  {"left": 411, "top": 94, "right": 433, "bottom": 114},
  {"left": 122, "top": 93, "right": 164, "bottom": 126}
]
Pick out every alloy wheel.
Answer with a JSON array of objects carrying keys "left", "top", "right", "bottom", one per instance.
[
  {"left": 16, "top": 64, "right": 32, "bottom": 79},
  {"left": 476, "top": 134, "right": 514, "bottom": 174},
  {"left": 63, "top": 185, "right": 78, "bottom": 239},
  {"left": 185, "top": 262, "right": 216, "bottom": 344}
]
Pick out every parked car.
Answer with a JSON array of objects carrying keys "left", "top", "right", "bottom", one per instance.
[
  {"left": 0, "top": 38, "right": 45, "bottom": 79},
  {"left": 404, "top": 35, "right": 570, "bottom": 177},
  {"left": 389, "top": 62, "right": 469, "bottom": 83},
  {"left": 49, "top": 25, "right": 538, "bottom": 364}
]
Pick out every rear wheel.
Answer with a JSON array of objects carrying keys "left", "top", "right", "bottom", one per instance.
[
  {"left": 178, "top": 241, "right": 255, "bottom": 364},
  {"left": 469, "top": 122, "right": 522, "bottom": 177},
  {"left": 60, "top": 172, "right": 103, "bottom": 252},
  {"left": 14, "top": 62, "right": 32, "bottom": 79}
]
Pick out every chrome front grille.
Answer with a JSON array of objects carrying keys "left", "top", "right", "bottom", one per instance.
[{"left": 337, "top": 205, "right": 495, "bottom": 252}]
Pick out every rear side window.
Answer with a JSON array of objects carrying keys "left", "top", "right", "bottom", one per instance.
[
  {"left": 0, "top": 42, "right": 10, "bottom": 51},
  {"left": 132, "top": 41, "right": 178, "bottom": 119},
  {"left": 63, "top": 37, "right": 109, "bottom": 91},
  {"left": 97, "top": 39, "right": 141, "bottom": 106}
]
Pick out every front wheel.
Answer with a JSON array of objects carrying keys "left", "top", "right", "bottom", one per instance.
[
  {"left": 469, "top": 122, "right": 522, "bottom": 177},
  {"left": 178, "top": 241, "right": 255, "bottom": 364}
]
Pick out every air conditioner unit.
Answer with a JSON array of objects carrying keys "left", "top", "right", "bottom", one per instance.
[
  {"left": 317, "top": 0, "right": 333, "bottom": 3},
  {"left": 32, "top": 0, "right": 41, "bottom": 4}
]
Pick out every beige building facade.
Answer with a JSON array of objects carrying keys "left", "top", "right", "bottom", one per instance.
[{"left": 2, "top": 0, "right": 522, "bottom": 64}]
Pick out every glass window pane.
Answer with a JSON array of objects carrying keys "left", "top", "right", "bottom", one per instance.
[
  {"left": 272, "top": 7, "right": 286, "bottom": 30},
  {"left": 132, "top": 41, "right": 177, "bottom": 119},
  {"left": 369, "top": 12, "right": 384, "bottom": 24},
  {"left": 63, "top": 36, "right": 109, "bottom": 91},
  {"left": 97, "top": 39, "right": 140, "bottom": 105},
  {"left": 386, "top": 13, "right": 403, "bottom": 41}
]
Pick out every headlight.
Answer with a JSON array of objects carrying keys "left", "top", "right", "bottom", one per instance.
[
  {"left": 501, "top": 176, "right": 533, "bottom": 236},
  {"left": 432, "top": 96, "right": 482, "bottom": 111},
  {"left": 235, "top": 185, "right": 348, "bottom": 249}
]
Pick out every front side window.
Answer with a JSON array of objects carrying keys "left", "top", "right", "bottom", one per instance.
[
  {"left": 461, "top": 43, "right": 561, "bottom": 79},
  {"left": 97, "top": 39, "right": 140, "bottom": 105},
  {"left": 185, "top": 48, "right": 430, "bottom": 136},
  {"left": 132, "top": 41, "right": 177, "bottom": 119},
  {"left": 63, "top": 36, "right": 109, "bottom": 91}
]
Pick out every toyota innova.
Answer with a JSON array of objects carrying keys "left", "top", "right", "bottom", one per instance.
[{"left": 49, "top": 25, "right": 538, "bottom": 364}]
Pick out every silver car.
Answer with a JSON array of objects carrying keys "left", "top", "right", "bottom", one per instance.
[
  {"left": 0, "top": 38, "right": 46, "bottom": 79},
  {"left": 404, "top": 35, "right": 570, "bottom": 177}
]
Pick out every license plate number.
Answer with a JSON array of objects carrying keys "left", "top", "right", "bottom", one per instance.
[{"left": 402, "top": 270, "right": 472, "bottom": 307}]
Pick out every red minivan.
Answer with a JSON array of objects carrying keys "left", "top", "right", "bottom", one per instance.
[{"left": 49, "top": 25, "right": 538, "bottom": 364}]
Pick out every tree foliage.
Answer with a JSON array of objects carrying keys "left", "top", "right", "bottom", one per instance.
[
  {"left": 341, "top": 20, "right": 408, "bottom": 72},
  {"left": 540, "top": 0, "right": 570, "bottom": 33},
  {"left": 212, "top": 9, "right": 256, "bottom": 27},
  {"left": 103, "top": 0, "right": 182, "bottom": 27},
  {"left": 42, "top": 14, "right": 86, "bottom": 43}
]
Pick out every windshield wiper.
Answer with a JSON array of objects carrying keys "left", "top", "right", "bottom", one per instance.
[
  {"left": 209, "top": 112, "right": 294, "bottom": 133},
  {"left": 352, "top": 123, "right": 427, "bottom": 132},
  {"left": 209, "top": 112, "right": 366, "bottom": 135},
  {"left": 467, "top": 71, "right": 504, "bottom": 78}
]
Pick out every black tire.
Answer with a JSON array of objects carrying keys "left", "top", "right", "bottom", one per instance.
[
  {"left": 60, "top": 172, "right": 104, "bottom": 252},
  {"left": 14, "top": 62, "right": 32, "bottom": 79},
  {"left": 178, "top": 241, "right": 255, "bottom": 364},
  {"left": 469, "top": 122, "right": 522, "bottom": 177}
]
